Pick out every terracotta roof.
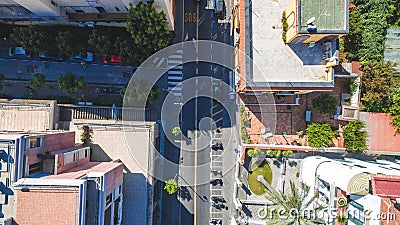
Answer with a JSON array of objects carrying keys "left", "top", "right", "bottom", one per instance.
[{"left": 359, "top": 112, "right": 400, "bottom": 152}]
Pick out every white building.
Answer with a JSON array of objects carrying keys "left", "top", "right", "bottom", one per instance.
[
  {"left": 0, "top": 0, "right": 174, "bottom": 29},
  {"left": 300, "top": 156, "right": 400, "bottom": 225}
]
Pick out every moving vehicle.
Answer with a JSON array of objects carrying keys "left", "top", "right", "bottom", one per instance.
[
  {"left": 103, "top": 54, "right": 121, "bottom": 64},
  {"left": 9, "top": 47, "right": 26, "bottom": 56},
  {"left": 72, "top": 51, "right": 94, "bottom": 62}
]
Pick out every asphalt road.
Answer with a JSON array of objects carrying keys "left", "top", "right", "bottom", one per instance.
[{"left": 160, "top": 0, "right": 234, "bottom": 225}]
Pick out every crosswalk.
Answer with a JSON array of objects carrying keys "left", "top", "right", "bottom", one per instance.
[{"left": 167, "top": 50, "right": 183, "bottom": 97}]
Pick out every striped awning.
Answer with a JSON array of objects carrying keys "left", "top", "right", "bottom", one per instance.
[{"left": 347, "top": 173, "right": 369, "bottom": 196}]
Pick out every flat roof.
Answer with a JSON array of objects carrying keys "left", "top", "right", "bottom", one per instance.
[
  {"left": 14, "top": 178, "right": 85, "bottom": 187},
  {"left": 299, "top": 0, "right": 348, "bottom": 32},
  {"left": 359, "top": 112, "right": 400, "bottom": 152},
  {"left": 44, "top": 162, "right": 122, "bottom": 179},
  {"left": 249, "top": 0, "right": 333, "bottom": 85}
]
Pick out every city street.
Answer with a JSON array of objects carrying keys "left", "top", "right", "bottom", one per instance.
[{"left": 161, "top": 0, "right": 235, "bottom": 225}]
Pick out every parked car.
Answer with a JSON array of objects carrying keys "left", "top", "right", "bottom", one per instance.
[
  {"left": 8, "top": 47, "right": 26, "bottom": 56},
  {"left": 38, "top": 52, "right": 63, "bottom": 61},
  {"left": 211, "top": 196, "right": 226, "bottom": 203},
  {"left": 72, "top": 51, "right": 94, "bottom": 62},
  {"left": 209, "top": 219, "right": 222, "bottom": 224},
  {"left": 210, "top": 179, "right": 223, "bottom": 186},
  {"left": 211, "top": 143, "right": 223, "bottom": 151},
  {"left": 211, "top": 203, "right": 224, "bottom": 210},
  {"left": 103, "top": 54, "right": 121, "bottom": 64}
]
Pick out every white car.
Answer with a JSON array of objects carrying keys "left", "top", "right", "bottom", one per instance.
[{"left": 9, "top": 47, "right": 26, "bottom": 56}]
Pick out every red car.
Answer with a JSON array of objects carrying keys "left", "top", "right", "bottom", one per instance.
[{"left": 103, "top": 55, "right": 121, "bottom": 64}]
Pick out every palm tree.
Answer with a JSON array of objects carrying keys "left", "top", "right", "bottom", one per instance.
[{"left": 264, "top": 181, "right": 325, "bottom": 225}]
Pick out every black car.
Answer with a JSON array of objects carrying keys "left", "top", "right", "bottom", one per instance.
[
  {"left": 211, "top": 143, "right": 223, "bottom": 151},
  {"left": 211, "top": 196, "right": 226, "bottom": 203},
  {"left": 212, "top": 203, "right": 224, "bottom": 210},
  {"left": 209, "top": 219, "right": 222, "bottom": 224},
  {"left": 210, "top": 179, "right": 223, "bottom": 186}
]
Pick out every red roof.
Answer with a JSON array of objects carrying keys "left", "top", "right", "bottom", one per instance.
[
  {"left": 359, "top": 112, "right": 400, "bottom": 152},
  {"left": 372, "top": 176, "right": 400, "bottom": 198}
]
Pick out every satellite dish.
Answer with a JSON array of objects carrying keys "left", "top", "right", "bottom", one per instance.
[{"left": 307, "top": 17, "right": 316, "bottom": 25}]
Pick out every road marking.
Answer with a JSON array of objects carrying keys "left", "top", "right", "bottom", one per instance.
[
  {"left": 211, "top": 109, "right": 223, "bottom": 117},
  {"left": 214, "top": 117, "right": 223, "bottom": 123},
  {"left": 194, "top": 89, "right": 198, "bottom": 225}
]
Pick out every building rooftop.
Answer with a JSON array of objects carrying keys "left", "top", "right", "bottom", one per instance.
[
  {"left": 298, "top": 0, "right": 348, "bottom": 32},
  {"left": 248, "top": 0, "right": 334, "bottom": 87},
  {"left": 45, "top": 162, "right": 122, "bottom": 179},
  {"left": 359, "top": 112, "right": 400, "bottom": 152}
]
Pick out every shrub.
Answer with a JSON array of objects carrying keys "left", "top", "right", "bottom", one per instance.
[
  {"left": 80, "top": 125, "right": 92, "bottom": 145},
  {"left": 343, "top": 120, "right": 368, "bottom": 151},
  {"left": 164, "top": 179, "right": 178, "bottom": 195},
  {"left": 247, "top": 148, "right": 262, "bottom": 157},
  {"left": 282, "top": 150, "right": 293, "bottom": 157},
  {"left": 267, "top": 150, "right": 282, "bottom": 158},
  {"left": 240, "top": 105, "right": 251, "bottom": 143},
  {"left": 312, "top": 93, "right": 338, "bottom": 114},
  {"left": 281, "top": 11, "right": 288, "bottom": 43},
  {"left": 306, "top": 123, "right": 335, "bottom": 147}
]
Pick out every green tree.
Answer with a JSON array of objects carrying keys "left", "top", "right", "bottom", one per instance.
[
  {"left": 360, "top": 61, "right": 399, "bottom": 112},
  {"left": 57, "top": 72, "right": 86, "bottom": 96},
  {"left": 172, "top": 127, "right": 181, "bottom": 136},
  {"left": 89, "top": 30, "right": 115, "bottom": 55},
  {"left": 10, "top": 25, "right": 49, "bottom": 54},
  {"left": 265, "top": 181, "right": 325, "bottom": 225},
  {"left": 343, "top": 7, "right": 364, "bottom": 61},
  {"left": 312, "top": 93, "right": 338, "bottom": 115},
  {"left": 343, "top": 120, "right": 368, "bottom": 151},
  {"left": 247, "top": 148, "right": 262, "bottom": 157},
  {"left": 0, "top": 73, "right": 4, "bottom": 90},
  {"left": 122, "top": 78, "right": 161, "bottom": 106},
  {"left": 164, "top": 179, "right": 178, "bottom": 195},
  {"left": 389, "top": 84, "right": 400, "bottom": 132},
  {"left": 126, "top": 2, "right": 172, "bottom": 64},
  {"left": 282, "top": 150, "right": 294, "bottom": 157},
  {"left": 306, "top": 123, "right": 335, "bottom": 147},
  {"left": 28, "top": 73, "right": 45, "bottom": 90},
  {"left": 56, "top": 31, "right": 81, "bottom": 57}
]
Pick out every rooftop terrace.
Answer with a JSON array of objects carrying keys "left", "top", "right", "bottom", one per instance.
[{"left": 249, "top": 0, "right": 335, "bottom": 86}]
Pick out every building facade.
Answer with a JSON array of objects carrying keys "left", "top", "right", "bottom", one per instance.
[
  {"left": 300, "top": 156, "right": 400, "bottom": 225},
  {"left": 0, "top": 0, "right": 174, "bottom": 29}
]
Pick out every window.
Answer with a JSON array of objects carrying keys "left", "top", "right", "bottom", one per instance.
[
  {"left": 29, "top": 162, "right": 42, "bottom": 175},
  {"left": 64, "top": 152, "right": 75, "bottom": 165},
  {"left": 95, "top": 6, "right": 106, "bottom": 13},
  {"left": 115, "top": 7, "right": 120, "bottom": 12},
  {"left": 29, "top": 137, "right": 42, "bottom": 149},
  {"left": 71, "top": 7, "right": 84, "bottom": 13},
  {"left": 106, "top": 193, "right": 112, "bottom": 206}
]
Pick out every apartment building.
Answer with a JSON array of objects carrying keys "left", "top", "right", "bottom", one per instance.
[
  {"left": 300, "top": 156, "right": 400, "bottom": 225},
  {"left": 14, "top": 162, "right": 123, "bottom": 225},
  {"left": 0, "top": 131, "right": 124, "bottom": 225},
  {"left": 232, "top": 0, "right": 348, "bottom": 93},
  {"left": 0, "top": 0, "right": 174, "bottom": 29}
]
